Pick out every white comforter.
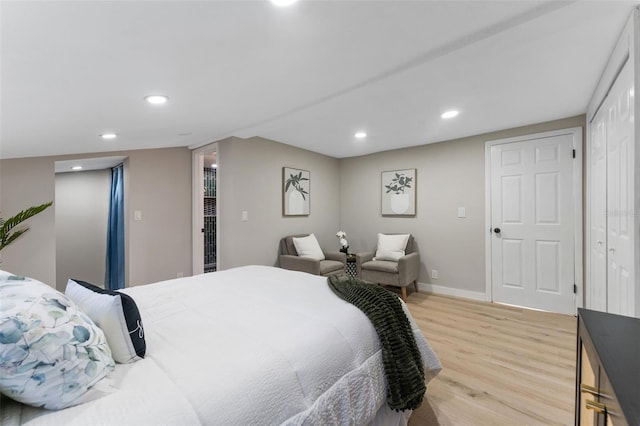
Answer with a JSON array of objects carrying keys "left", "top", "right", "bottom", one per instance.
[{"left": 1, "top": 266, "right": 441, "bottom": 425}]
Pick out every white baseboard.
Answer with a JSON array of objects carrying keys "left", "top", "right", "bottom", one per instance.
[{"left": 417, "top": 282, "right": 487, "bottom": 302}]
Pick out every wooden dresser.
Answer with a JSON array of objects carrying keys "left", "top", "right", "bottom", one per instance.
[{"left": 575, "top": 308, "right": 640, "bottom": 425}]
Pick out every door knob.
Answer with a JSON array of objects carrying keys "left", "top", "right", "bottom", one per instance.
[{"left": 493, "top": 228, "right": 501, "bottom": 234}]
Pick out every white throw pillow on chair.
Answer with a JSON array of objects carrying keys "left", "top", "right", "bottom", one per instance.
[
  {"left": 293, "top": 234, "right": 325, "bottom": 261},
  {"left": 374, "top": 233, "right": 410, "bottom": 262}
]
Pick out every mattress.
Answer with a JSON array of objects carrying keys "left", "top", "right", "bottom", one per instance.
[{"left": 1, "top": 265, "right": 441, "bottom": 425}]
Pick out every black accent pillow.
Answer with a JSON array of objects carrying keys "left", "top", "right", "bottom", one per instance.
[{"left": 65, "top": 279, "right": 146, "bottom": 363}]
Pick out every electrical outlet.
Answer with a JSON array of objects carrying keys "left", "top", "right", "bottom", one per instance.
[
  {"left": 431, "top": 269, "right": 438, "bottom": 279},
  {"left": 177, "top": 272, "right": 184, "bottom": 278}
]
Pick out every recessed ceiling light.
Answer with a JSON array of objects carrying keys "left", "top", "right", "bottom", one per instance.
[
  {"left": 100, "top": 133, "right": 117, "bottom": 140},
  {"left": 354, "top": 131, "right": 367, "bottom": 139},
  {"left": 71, "top": 165, "right": 83, "bottom": 171},
  {"left": 270, "top": 0, "right": 298, "bottom": 6},
  {"left": 145, "top": 95, "right": 168, "bottom": 105},
  {"left": 441, "top": 110, "right": 459, "bottom": 119}
]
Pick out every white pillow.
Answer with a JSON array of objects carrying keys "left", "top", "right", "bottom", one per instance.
[
  {"left": 292, "top": 234, "right": 325, "bottom": 261},
  {"left": 0, "top": 275, "right": 114, "bottom": 410},
  {"left": 66, "top": 279, "right": 145, "bottom": 364},
  {"left": 374, "top": 233, "right": 410, "bottom": 262}
]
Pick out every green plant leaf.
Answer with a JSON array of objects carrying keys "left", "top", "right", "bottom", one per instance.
[
  {"left": 0, "top": 202, "right": 52, "bottom": 252},
  {"left": 0, "top": 230, "right": 28, "bottom": 251}
]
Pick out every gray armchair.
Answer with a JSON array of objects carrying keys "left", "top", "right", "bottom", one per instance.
[
  {"left": 356, "top": 234, "right": 420, "bottom": 301},
  {"left": 278, "top": 234, "right": 346, "bottom": 276}
]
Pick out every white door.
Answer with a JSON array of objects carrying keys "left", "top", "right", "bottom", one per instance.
[
  {"left": 588, "top": 112, "right": 608, "bottom": 312},
  {"left": 604, "top": 61, "right": 635, "bottom": 316},
  {"left": 192, "top": 152, "right": 205, "bottom": 275},
  {"left": 192, "top": 143, "right": 219, "bottom": 275},
  {"left": 489, "top": 133, "right": 576, "bottom": 314}
]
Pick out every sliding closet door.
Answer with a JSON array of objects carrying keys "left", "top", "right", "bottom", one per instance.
[
  {"left": 588, "top": 112, "right": 607, "bottom": 312},
  {"left": 605, "top": 61, "right": 635, "bottom": 316},
  {"left": 589, "top": 60, "right": 635, "bottom": 316},
  {"left": 586, "top": 8, "right": 638, "bottom": 318}
]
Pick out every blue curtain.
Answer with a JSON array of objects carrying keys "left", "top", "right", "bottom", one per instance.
[{"left": 105, "top": 164, "right": 125, "bottom": 290}]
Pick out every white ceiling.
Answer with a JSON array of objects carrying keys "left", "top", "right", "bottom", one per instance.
[
  {"left": 1, "top": 0, "right": 637, "bottom": 160},
  {"left": 54, "top": 156, "right": 127, "bottom": 174}
]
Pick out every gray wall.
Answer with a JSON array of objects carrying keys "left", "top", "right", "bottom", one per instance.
[
  {"left": 0, "top": 157, "right": 56, "bottom": 284},
  {"left": 1, "top": 116, "right": 585, "bottom": 298},
  {"left": 340, "top": 115, "right": 586, "bottom": 295},
  {"left": 55, "top": 169, "right": 110, "bottom": 290},
  {"left": 217, "top": 137, "right": 341, "bottom": 269},
  {"left": 0, "top": 147, "right": 192, "bottom": 288},
  {"left": 126, "top": 148, "right": 191, "bottom": 286}
]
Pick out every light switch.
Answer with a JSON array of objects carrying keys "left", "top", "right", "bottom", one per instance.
[
  {"left": 457, "top": 207, "right": 466, "bottom": 218},
  {"left": 241, "top": 211, "right": 248, "bottom": 221},
  {"left": 134, "top": 210, "right": 142, "bottom": 221}
]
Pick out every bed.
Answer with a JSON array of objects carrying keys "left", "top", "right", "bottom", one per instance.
[{"left": 0, "top": 265, "right": 441, "bottom": 425}]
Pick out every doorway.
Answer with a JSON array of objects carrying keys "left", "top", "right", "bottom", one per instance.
[
  {"left": 192, "top": 144, "right": 218, "bottom": 275},
  {"left": 484, "top": 128, "right": 582, "bottom": 315},
  {"left": 54, "top": 156, "right": 126, "bottom": 290}
]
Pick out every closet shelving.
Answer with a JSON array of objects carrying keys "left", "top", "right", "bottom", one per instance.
[{"left": 204, "top": 167, "right": 216, "bottom": 273}]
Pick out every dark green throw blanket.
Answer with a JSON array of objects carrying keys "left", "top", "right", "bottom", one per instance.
[{"left": 327, "top": 274, "right": 425, "bottom": 411}]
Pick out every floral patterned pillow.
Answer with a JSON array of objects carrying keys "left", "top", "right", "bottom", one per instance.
[{"left": 0, "top": 274, "right": 115, "bottom": 410}]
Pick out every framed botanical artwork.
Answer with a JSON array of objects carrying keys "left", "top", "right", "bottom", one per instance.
[
  {"left": 381, "top": 168, "right": 416, "bottom": 216},
  {"left": 283, "top": 167, "right": 310, "bottom": 216}
]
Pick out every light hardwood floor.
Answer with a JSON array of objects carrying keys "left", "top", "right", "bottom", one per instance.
[{"left": 405, "top": 292, "right": 577, "bottom": 426}]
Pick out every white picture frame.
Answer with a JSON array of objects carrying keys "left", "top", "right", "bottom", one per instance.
[
  {"left": 381, "top": 168, "right": 416, "bottom": 216},
  {"left": 283, "top": 167, "right": 310, "bottom": 216}
]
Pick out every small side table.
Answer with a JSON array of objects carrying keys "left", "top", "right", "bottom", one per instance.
[{"left": 345, "top": 253, "right": 357, "bottom": 278}]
